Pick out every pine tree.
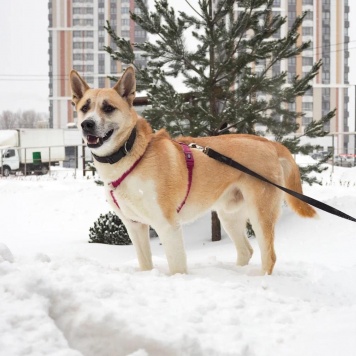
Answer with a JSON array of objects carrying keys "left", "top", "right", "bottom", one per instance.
[{"left": 104, "top": 0, "right": 334, "bottom": 240}]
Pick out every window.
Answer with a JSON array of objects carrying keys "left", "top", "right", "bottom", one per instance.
[
  {"left": 322, "top": 101, "right": 330, "bottom": 110},
  {"left": 5, "top": 149, "right": 16, "bottom": 158},
  {"left": 322, "top": 88, "right": 330, "bottom": 96},
  {"left": 302, "top": 27, "right": 313, "bottom": 36},
  {"left": 99, "top": 64, "right": 105, "bottom": 74},
  {"left": 289, "top": 101, "right": 296, "bottom": 111},
  {"left": 99, "top": 77, "right": 106, "bottom": 88},
  {"left": 111, "top": 60, "right": 117, "bottom": 73},
  {"left": 272, "top": 63, "right": 280, "bottom": 76},
  {"left": 305, "top": 87, "right": 313, "bottom": 96},
  {"left": 73, "top": 42, "right": 94, "bottom": 49},
  {"left": 73, "top": 7, "right": 93, "bottom": 15},
  {"left": 288, "top": 72, "right": 295, "bottom": 82},
  {"left": 288, "top": 11, "right": 296, "bottom": 19},
  {"left": 73, "top": 30, "right": 93, "bottom": 38},
  {"left": 135, "top": 30, "right": 145, "bottom": 38},
  {"left": 303, "top": 0, "right": 313, "bottom": 4},
  {"left": 85, "top": 76, "right": 94, "bottom": 84},
  {"left": 305, "top": 11, "right": 313, "bottom": 20},
  {"left": 302, "top": 102, "right": 313, "bottom": 111},
  {"left": 73, "top": 19, "right": 94, "bottom": 26},
  {"left": 322, "top": 56, "right": 330, "bottom": 65},
  {"left": 322, "top": 72, "right": 330, "bottom": 83},
  {"left": 302, "top": 57, "right": 313, "bottom": 66},
  {"left": 302, "top": 117, "right": 312, "bottom": 125}
]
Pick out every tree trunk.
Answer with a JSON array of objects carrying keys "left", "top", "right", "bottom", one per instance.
[
  {"left": 211, "top": 211, "right": 221, "bottom": 241},
  {"left": 208, "top": 0, "right": 222, "bottom": 242}
]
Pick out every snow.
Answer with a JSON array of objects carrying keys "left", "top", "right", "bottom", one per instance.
[{"left": 1, "top": 166, "right": 356, "bottom": 356}]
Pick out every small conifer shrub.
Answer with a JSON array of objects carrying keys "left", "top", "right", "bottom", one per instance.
[{"left": 89, "top": 212, "right": 132, "bottom": 245}]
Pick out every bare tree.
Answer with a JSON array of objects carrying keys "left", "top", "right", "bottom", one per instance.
[
  {"left": 21, "top": 110, "right": 38, "bottom": 128},
  {"left": 0, "top": 111, "right": 19, "bottom": 129},
  {"left": 0, "top": 110, "right": 49, "bottom": 129}
]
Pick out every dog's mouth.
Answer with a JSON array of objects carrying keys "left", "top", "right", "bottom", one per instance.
[{"left": 87, "top": 129, "right": 114, "bottom": 148}]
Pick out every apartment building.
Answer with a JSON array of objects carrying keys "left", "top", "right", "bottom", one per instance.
[
  {"left": 236, "top": 0, "right": 350, "bottom": 153},
  {"left": 48, "top": 0, "right": 146, "bottom": 128},
  {"left": 49, "top": 0, "right": 350, "bottom": 153}
]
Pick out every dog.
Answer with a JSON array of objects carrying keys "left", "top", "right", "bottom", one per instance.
[{"left": 70, "top": 66, "right": 316, "bottom": 275}]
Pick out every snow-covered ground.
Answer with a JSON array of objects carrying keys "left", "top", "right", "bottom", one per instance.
[{"left": 1, "top": 164, "right": 356, "bottom": 356}]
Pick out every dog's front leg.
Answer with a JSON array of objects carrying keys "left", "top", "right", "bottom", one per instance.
[
  {"left": 123, "top": 219, "right": 153, "bottom": 271},
  {"left": 156, "top": 225, "right": 187, "bottom": 274}
]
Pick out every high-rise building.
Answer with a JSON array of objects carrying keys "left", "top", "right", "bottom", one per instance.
[
  {"left": 236, "top": 0, "right": 350, "bottom": 154},
  {"left": 48, "top": 0, "right": 147, "bottom": 128},
  {"left": 49, "top": 0, "right": 350, "bottom": 154}
]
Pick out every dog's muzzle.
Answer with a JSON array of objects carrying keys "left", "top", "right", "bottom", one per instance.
[{"left": 81, "top": 119, "right": 114, "bottom": 148}]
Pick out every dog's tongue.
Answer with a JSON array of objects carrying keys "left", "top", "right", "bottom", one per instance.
[{"left": 87, "top": 135, "right": 100, "bottom": 145}]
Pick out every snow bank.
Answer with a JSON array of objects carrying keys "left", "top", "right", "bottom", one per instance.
[{"left": 1, "top": 170, "right": 356, "bottom": 356}]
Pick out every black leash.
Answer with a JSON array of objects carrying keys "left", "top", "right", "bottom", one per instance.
[{"left": 203, "top": 146, "right": 356, "bottom": 223}]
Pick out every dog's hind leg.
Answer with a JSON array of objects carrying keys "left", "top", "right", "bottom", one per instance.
[
  {"left": 123, "top": 220, "right": 153, "bottom": 271},
  {"left": 154, "top": 224, "right": 187, "bottom": 275},
  {"left": 217, "top": 208, "right": 253, "bottom": 267},
  {"left": 246, "top": 189, "right": 281, "bottom": 275}
]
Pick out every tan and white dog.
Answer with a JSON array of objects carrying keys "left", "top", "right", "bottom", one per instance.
[{"left": 70, "top": 66, "right": 316, "bottom": 275}]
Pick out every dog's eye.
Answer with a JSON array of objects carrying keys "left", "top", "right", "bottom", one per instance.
[
  {"left": 103, "top": 105, "right": 115, "bottom": 113},
  {"left": 81, "top": 104, "right": 90, "bottom": 113}
]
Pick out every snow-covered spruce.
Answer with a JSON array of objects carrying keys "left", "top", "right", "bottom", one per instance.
[{"left": 89, "top": 211, "right": 131, "bottom": 245}]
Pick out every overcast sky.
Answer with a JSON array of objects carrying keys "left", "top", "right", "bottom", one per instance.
[
  {"left": 0, "top": 0, "right": 49, "bottom": 113},
  {"left": 0, "top": 0, "right": 355, "bottom": 128}
]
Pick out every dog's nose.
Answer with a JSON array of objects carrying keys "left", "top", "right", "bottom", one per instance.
[{"left": 81, "top": 119, "right": 96, "bottom": 133}]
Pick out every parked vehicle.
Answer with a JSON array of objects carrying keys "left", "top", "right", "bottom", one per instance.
[
  {"left": 334, "top": 154, "right": 356, "bottom": 167},
  {"left": 0, "top": 129, "right": 66, "bottom": 176},
  {"left": 311, "top": 151, "right": 331, "bottom": 161}
]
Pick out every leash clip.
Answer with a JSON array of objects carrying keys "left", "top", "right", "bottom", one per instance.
[
  {"left": 189, "top": 143, "right": 207, "bottom": 152},
  {"left": 203, "top": 146, "right": 210, "bottom": 155},
  {"left": 188, "top": 143, "right": 210, "bottom": 155}
]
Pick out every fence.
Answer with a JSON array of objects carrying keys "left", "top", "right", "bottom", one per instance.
[
  {"left": 1, "top": 133, "right": 355, "bottom": 178},
  {"left": 0, "top": 144, "right": 93, "bottom": 178}
]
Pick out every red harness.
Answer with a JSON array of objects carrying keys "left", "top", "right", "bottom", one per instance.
[
  {"left": 109, "top": 143, "right": 194, "bottom": 213},
  {"left": 176, "top": 143, "right": 194, "bottom": 213}
]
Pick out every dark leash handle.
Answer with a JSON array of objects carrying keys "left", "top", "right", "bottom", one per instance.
[{"left": 203, "top": 146, "right": 356, "bottom": 223}]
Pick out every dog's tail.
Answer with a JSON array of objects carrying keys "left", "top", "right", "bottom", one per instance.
[{"left": 276, "top": 143, "right": 317, "bottom": 218}]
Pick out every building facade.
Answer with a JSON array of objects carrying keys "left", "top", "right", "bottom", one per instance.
[
  {"left": 48, "top": 0, "right": 146, "bottom": 128},
  {"left": 236, "top": 0, "right": 350, "bottom": 154},
  {"left": 49, "top": 0, "right": 350, "bottom": 154}
]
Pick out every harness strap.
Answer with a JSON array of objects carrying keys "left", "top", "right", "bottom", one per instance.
[
  {"left": 109, "top": 155, "right": 144, "bottom": 209},
  {"left": 108, "top": 143, "right": 194, "bottom": 213},
  {"left": 203, "top": 146, "right": 356, "bottom": 223},
  {"left": 177, "top": 143, "right": 194, "bottom": 213}
]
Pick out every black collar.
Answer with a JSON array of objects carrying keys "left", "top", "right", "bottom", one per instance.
[{"left": 92, "top": 128, "right": 137, "bottom": 164}]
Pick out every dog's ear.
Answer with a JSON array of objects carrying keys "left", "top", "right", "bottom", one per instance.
[
  {"left": 113, "top": 66, "right": 136, "bottom": 107},
  {"left": 70, "top": 70, "right": 90, "bottom": 106}
]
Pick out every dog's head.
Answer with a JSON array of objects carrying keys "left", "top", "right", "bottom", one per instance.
[{"left": 69, "top": 66, "right": 137, "bottom": 156}]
